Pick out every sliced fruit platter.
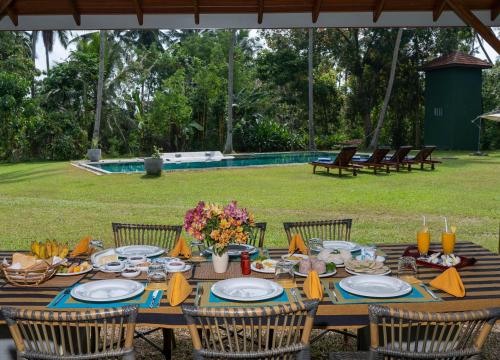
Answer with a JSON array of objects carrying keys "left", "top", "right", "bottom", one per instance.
[
  {"left": 402, "top": 246, "right": 476, "bottom": 271},
  {"left": 56, "top": 261, "right": 93, "bottom": 276},
  {"left": 293, "top": 258, "right": 337, "bottom": 277}
]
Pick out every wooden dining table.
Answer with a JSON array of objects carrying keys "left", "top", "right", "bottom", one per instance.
[{"left": 0, "top": 241, "right": 499, "bottom": 354}]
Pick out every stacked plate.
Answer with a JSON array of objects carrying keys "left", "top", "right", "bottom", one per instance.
[
  {"left": 323, "top": 241, "right": 361, "bottom": 253},
  {"left": 71, "top": 279, "right": 145, "bottom": 302},
  {"left": 211, "top": 278, "right": 283, "bottom": 302},
  {"left": 339, "top": 275, "right": 411, "bottom": 298}
]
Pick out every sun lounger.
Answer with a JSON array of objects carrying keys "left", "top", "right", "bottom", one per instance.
[
  {"left": 352, "top": 147, "right": 391, "bottom": 174},
  {"left": 381, "top": 146, "right": 412, "bottom": 172},
  {"left": 310, "top": 146, "right": 362, "bottom": 176},
  {"left": 404, "top": 145, "right": 441, "bottom": 170}
]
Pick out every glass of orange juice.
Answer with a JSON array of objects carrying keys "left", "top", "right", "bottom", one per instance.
[
  {"left": 417, "top": 230, "right": 430, "bottom": 256},
  {"left": 441, "top": 232, "right": 456, "bottom": 255}
]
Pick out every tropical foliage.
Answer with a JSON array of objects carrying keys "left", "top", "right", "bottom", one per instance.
[{"left": 0, "top": 28, "right": 498, "bottom": 161}]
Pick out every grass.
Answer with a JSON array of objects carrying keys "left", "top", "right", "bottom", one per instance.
[{"left": 0, "top": 151, "right": 499, "bottom": 252}]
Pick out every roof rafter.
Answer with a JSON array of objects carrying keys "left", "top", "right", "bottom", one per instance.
[
  {"left": 373, "top": 0, "right": 386, "bottom": 23},
  {"left": 68, "top": 0, "right": 81, "bottom": 26},
  {"left": 446, "top": 0, "right": 500, "bottom": 54},
  {"left": 6, "top": 6, "right": 16, "bottom": 26},
  {"left": 312, "top": 0, "right": 322, "bottom": 23},
  {"left": 194, "top": 0, "right": 199, "bottom": 25},
  {"left": 433, "top": 0, "right": 446, "bottom": 21},
  {"left": 257, "top": 0, "right": 263, "bottom": 24},
  {"left": 492, "top": 3, "right": 499, "bottom": 21},
  {"left": 0, "top": 0, "right": 14, "bottom": 21},
  {"left": 131, "top": 0, "right": 143, "bottom": 25}
]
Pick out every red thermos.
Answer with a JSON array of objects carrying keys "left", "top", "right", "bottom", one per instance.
[{"left": 241, "top": 251, "right": 251, "bottom": 275}]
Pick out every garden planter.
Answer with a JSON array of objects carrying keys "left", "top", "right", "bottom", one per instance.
[
  {"left": 144, "top": 157, "right": 163, "bottom": 176},
  {"left": 87, "top": 148, "right": 101, "bottom": 162},
  {"left": 212, "top": 252, "right": 229, "bottom": 273}
]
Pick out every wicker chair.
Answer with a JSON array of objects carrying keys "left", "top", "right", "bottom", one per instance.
[
  {"left": 330, "top": 304, "right": 500, "bottom": 360},
  {"left": 0, "top": 306, "right": 138, "bottom": 360},
  {"left": 182, "top": 300, "right": 319, "bottom": 359},
  {"left": 112, "top": 222, "right": 182, "bottom": 250},
  {"left": 248, "top": 222, "right": 267, "bottom": 248},
  {"left": 283, "top": 219, "right": 352, "bottom": 244}
]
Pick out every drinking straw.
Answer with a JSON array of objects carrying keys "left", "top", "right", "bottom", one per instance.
[
  {"left": 443, "top": 217, "right": 449, "bottom": 232},
  {"left": 422, "top": 215, "right": 426, "bottom": 227}
]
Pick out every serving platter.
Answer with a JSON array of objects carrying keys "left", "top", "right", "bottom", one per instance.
[
  {"left": 339, "top": 275, "right": 411, "bottom": 298},
  {"left": 71, "top": 279, "right": 144, "bottom": 302},
  {"left": 211, "top": 278, "right": 283, "bottom": 302},
  {"left": 402, "top": 246, "right": 476, "bottom": 271},
  {"left": 115, "top": 245, "right": 164, "bottom": 258},
  {"left": 322, "top": 241, "right": 361, "bottom": 253}
]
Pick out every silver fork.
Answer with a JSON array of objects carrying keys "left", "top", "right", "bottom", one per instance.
[
  {"left": 329, "top": 281, "right": 339, "bottom": 303},
  {"left": 290, "top": 288, "right": 299, "bottom": 302}
]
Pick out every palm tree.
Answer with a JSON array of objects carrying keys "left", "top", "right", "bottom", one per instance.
[
  {"left": 223, "top": 29, "right": 236, "bottom": 154},
  {"left": 31, "top": 30, "right": 70, "bottom": 73},
  {"left": 92, "top": 30, "right": 106, "bottom": 147}
]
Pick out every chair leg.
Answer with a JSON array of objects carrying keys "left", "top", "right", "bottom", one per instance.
[
  {"left": 408, "top": 163, "right": 411, "bottom": 171},
  {"left": 313, "top": 165, "right": 316, "bottom": 174},
  {"left": 162, "top": 328, "right": 173, "bottom": 359},
  {"left": 327, "top": 168, "right": 330, "bottom": 174},
  {"left": 339, "top": 168, "right": 342, "bottom": 176},
  {"left": 421, "top": 162, "right": 424, "bottom": 170},
  {"left": 431, "top": 163, "right": 435, "bottom": 170},
  {"left": 296, "top": 347, "right": 311, "bottom": 360},
  {"left": 386, "top": 166, "right": 390, "bottom": 174},
  {"left": 353, "top": 168, "right": 357, "bottom": 176}
]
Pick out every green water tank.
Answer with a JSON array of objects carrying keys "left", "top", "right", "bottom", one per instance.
[{"left": 422, "top": 52, "right": 492, "bottom": 150}]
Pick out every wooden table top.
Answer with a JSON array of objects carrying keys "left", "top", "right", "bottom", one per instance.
[{"left": 1, "top": 241, "right": 499, "bottom": 329}]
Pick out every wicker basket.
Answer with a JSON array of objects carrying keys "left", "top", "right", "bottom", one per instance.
[{"left": 1, "top": 261, "right": 59, "bottom": 287}]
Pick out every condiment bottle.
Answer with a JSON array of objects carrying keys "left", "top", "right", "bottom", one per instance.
[{"left": 240, "top": 251, "right": 251, "bottom": 275}]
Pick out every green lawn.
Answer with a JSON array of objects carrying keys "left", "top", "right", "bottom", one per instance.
[{"left": 0, "top": 151, "right": 499, "bottom": 252}]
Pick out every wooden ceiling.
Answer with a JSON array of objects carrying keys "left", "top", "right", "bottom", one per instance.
[{"left": 1, "top": 0, "right": 499, "bottom": 52}]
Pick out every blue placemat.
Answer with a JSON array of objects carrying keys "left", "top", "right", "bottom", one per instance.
[{"left": 48, "top": 288, "right": 163, "bottom": 309}]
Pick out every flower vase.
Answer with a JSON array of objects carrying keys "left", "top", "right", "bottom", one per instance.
[{"left": 212, "top": 251, "right": 229, "bottom": 273}]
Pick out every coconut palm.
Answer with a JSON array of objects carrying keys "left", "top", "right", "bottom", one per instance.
[
  {"left": 224, "top": 29, "right": 236, "bottom": 154},
  {"left": 31, "top": 30, "right": 70, "bottom": 73}
]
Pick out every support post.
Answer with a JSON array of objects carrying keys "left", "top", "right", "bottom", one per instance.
[{"left": 308, "top": 28, "right": 315, "bottom": 151}]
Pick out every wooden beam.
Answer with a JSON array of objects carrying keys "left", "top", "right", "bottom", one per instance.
[
  {"left": 312, "top": 0, "right": 322, "bottom": 23},
  {"left": 433, "top": 0, "right": 446, "bottom": 21},
  {"left": 68, "top": 0, "right": 81, "bottom": 26},
  {"left": 492, "top": 3, "right": 500, "bottom": 21},
  {"left": 0, "top": 0, "right": 14, "bottom": 21},
  {"left": 194, "top": 0, "right": 199, "bottom": 25},
  {"left": 446, "top": 0, "right": 500, "bottom": 54},
  {"left": 131, "top": 0, "right": 143, "bottom": 25},
  {"left": 373, "top": 0, "right": 386, "bottom": 23},
  {"left": 257, "top": 0, "right": 263, "bottom": 24},
  {"left": 6, "top": 6, "right": 16, "bottom": 26}
]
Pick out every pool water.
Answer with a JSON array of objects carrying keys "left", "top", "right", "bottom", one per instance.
[{"left": 89, "top": 151, "right": 358, "bottom": 173}]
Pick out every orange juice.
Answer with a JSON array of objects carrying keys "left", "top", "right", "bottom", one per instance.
[
  {"left": 441, "top": 232, "right": 456, "bottom": 255},
  {"left": 417, "top": 231, "right": 430, "bottom": 255}
]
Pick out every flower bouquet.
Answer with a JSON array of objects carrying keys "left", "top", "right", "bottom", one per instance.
[{"left": 184, "top": 201, "right": 255, "bottom": 272}]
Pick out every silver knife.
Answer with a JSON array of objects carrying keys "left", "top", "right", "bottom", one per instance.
[
  {"left": 149, "top": 290, "right": 160, "bottom": 308},
  {"left": 290, "top": 288, "right": 299, "bottom": 302},
  {"left": 328, "top": 282, "right": 339, "bottom": 303},
  {"left": 194, "top": 283, "right": 202, "bottom": 306},
  {"left": 421, "top": 284, "right": 438, "bottom": 300}
]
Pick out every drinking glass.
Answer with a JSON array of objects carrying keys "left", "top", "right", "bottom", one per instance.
[
  {"left": 307, "top": 238, "right": 323, "bottom": 256},
  {"left": 441, "top": 232, "right": 456, "bottom": 255},
  {"left": 190, "top": 240, "right": 206, "bottom": 262},
  {"left": 148, "top": 263, "right": 167, "bottom": 286},
  {"left": 397, "top": 257, "right": 417, "bottom": 279},
  {"left": 417, "top": 230, "right": 430, "bottom": 256},
  {"left": 259, "top": 247, "right": 270, "bottom": 259},
  {"left": 274, "top": 260, "right": 295, "bottom": 288}
]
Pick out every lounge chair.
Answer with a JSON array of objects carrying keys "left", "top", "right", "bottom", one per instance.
[
  {"left": 404, "top": 145, "right": 441, "bottom": 170},
  {"left": 310, "top": 146, "right": 362, "bottom": 176},
  {"left": 381, "top": 145, "right": 412, "bottom": 172},
  {"left": 352, "top": 147, "right": 391, "bottom": 174}
]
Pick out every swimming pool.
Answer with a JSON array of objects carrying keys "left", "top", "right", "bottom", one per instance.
[{"left": 85, "top": 151, "right": 359, "bottom": 174}]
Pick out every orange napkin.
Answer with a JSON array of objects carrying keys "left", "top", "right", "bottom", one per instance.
[
  {"left": 303, "top": 270, "right": 323, "bottom": 300},
  {"left": 70, "top": 236, "right": 92, "bottom": 257},
  {"left": 429, "top": 267, "right": 465, "bottom": 297},
  {"left": 169, "top": 237, "right": 192, "bottom": 259},
  {"left": 288, "top": 234, "right": 308, "bottom": 254},
  {"left": 166, "top": 273, "right": 192, "bottom": 306}
]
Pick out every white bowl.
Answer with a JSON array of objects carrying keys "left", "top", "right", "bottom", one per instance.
[
  {"left": 121, "top": 267, "right": 141, "bottom": 278},
  {"left": 128, "top": 255, "right": 147, "bottom": 266},
  {"left": 165, "top": 261, "right": 185, "bottom": 271},
  {"left": 105, "top": 261, "right": 125, "bottom": 272}
]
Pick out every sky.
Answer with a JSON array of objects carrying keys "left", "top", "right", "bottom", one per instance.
[{"left": 35, "top": 29, "right": 499, "bottom": 74}]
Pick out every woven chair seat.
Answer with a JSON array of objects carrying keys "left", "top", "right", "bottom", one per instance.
[
  {"left": 329, "top": 351, "right": 369, "bottom": 360},
  {"left": 199, "top": 343, "right": 307, "bottom": 358}
]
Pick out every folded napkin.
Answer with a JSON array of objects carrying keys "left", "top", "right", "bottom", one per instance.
[
  {"left": 169, "top": 237, "right": 192, "bottom": 258},
  {"left": 429, "top": 267, "right": 465, "bottom": 297},
  {"left": 288, "top": 234, "right": 308, "bottom": 254},
  {"left": 167, "top": 273, "right": 192, "bottom": 306},
  {"left": 70, "top": 236, "right": 92, "bottom": 257},
  {"left": 303, "top": 270, "right": 323, "bottom": 300}
]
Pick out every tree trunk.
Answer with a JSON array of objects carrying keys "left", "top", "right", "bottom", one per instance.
[
  {"left": 31, "top": 31, "right": 37, "bottom": 97},
  {"left": 44, "top": 43, "right": 50, "bottom": 73},
  {"left": 92, "top": 30, "right": 106, "bottom": 147},
  {"left": 223, "top": 29, "right": 236, "bottom": 154},
  {"left": 369, "top": 28, "right": 403, "bottom": 150},
  {"left": 308, "top": 28, "right": 315, "bottom": 151}
]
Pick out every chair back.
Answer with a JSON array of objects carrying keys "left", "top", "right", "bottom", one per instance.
[
  {"left": 368, "top": 305, "right": 500, "bottom": 360},
  {"left": 367, "top": 147, "right": 391, "bottom": 164},
  {"left": 413, "top": 145, "right": 436, "bottom": 162},
  {"left": 387, "top": 146, "right": 412, "bottom": 162},
  {"left": 333, "top": 146, "right": 357, "bottom": 166},
  {"left": 1, "top": 306, "right": 138, "bottom": 360},
  {"left": 182, "top": 300, "right": 318, "bottom": 359},
  {"left": 248, "top": 222, "right": 267, "bottom": 248},
  {"left": 112, "top": 222, "right": 182, "bottom": 250},
  {"left": 283, "top": 219, "right": 352, "bottom": 244}
]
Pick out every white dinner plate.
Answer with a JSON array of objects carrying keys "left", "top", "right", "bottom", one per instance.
[
  {"left": 323, "top": 241, "right": 361, "bottom": 253},
  {"left": 115, "top": 245, "right": 164, "bottom": 258},
  {"left": 56, "top": 266, "right": 93, "bottom": 276},
  {"left": 91, "top": 249, "right": 118, "bottom": 268},
  {"left": 281, "top": 253, "right": 309, "bottom": 264},
  {"left": 206, "top": 244, "right": 257, "bottom": 257},
  {"left": 345, "top": 268, "right": 392, "bottom": 276},
  {"left": 339, "top": 275, "right": 411, "bottom": 298},
  {"left": 211, "top": 278, "right": 283, "bottom": 302},
  {"left": 251, "top": 259, "right": 278, "bottom": 274},
  {"left": 293, "top": 269, "right": 337, "bottom": 278},
  {"left": 71, "top": 279, "right": 145, "bottom": 302}
]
